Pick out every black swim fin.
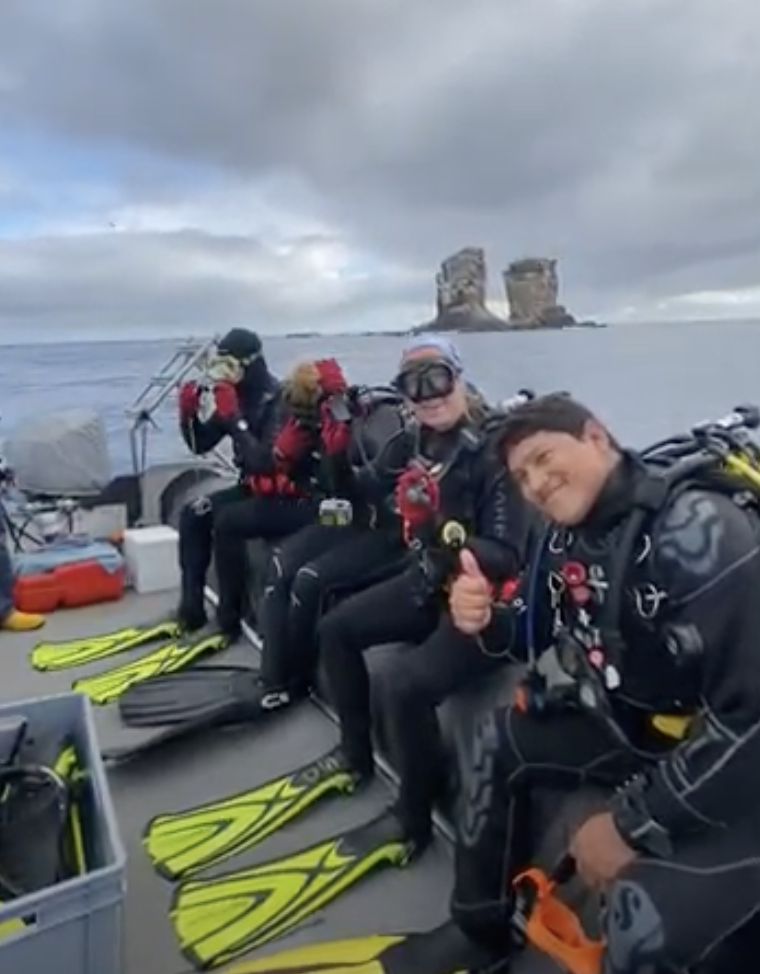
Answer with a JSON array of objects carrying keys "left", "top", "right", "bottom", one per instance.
[
  {"left": 223, "top": 922, "right": 502, "bottom": 974},
  {"left": 144, "top": 746, "right": 360, "bottom": 880},
  {"left": 171, "top": 810, "right": 417, "bottom": 970},
  {"left": 30, "top": 617, "right": 181, "bottom": 671},
  {"left": 101, "top": 667, "right": 297, "bottom": 763},
  {"left": 118, "top": 665, "right": 272, "bottom": 730},
  {"left": 72, "top": 628, "right": 232, "bottom": 706}
]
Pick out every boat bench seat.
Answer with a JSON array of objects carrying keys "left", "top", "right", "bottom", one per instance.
[
  {"left": 166, "top": 479, "right": 608, "bottom": 875},
  {"left": 168, "top": 475, "right": 760, "bottom": 959},
  {"left": 238, "top": 538, "right": 511, "bottom": 771},
  {"left": 240, "top": 537, "right": 606, "bottom": 877}
]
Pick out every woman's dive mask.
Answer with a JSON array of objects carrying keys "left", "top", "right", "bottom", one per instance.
[
  {"left": 203, "top": 352, "right": 246, "bottom": 386},
  {"left": 393, "top": 359, "right": 458, "bottom": 403}
]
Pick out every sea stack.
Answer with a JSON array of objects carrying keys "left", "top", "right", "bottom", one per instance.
[
  {"left": 414, "top": 247, "right": 508, "bottom": 333},
  {"left": 503, "top": 257, "right": 579, "bottom": 329}
]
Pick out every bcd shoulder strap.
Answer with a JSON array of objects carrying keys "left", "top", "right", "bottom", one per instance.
[{"left": 597, "top": 452, "right": 741, "bottom": 670}]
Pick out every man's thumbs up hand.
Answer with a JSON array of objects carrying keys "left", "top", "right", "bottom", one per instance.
[
  {"left": 459, "top": 548, "right": 485, "bottom": 579},
  {"left": 449, "top": 548, "right": 493, "bottom": 635}
]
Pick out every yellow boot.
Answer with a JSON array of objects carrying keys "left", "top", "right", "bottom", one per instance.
[{"left": 1, "top": 609, "right": 46, "bottom": 632}]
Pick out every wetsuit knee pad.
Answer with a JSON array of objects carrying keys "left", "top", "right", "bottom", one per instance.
[
  {"left": 603, "top": 879, "right": 667, "bottom": 974},
  {"left": 263, "top": 551, "right": 286, "bottom": 589},
  {"left": 291, "top": 564, "right": 320, "bottom": 605},
  {"left": 179, "top": 495, "right": 213, "bottom": 533}
]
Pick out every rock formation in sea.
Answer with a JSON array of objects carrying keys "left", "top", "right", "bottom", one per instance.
[
  {"left": 414, "top": 249, "right": 600, "bottom": 333},
  {"left": 413, "top": 247, "right": 508, "bottom": 333},
  {"left": 503, "top": 257, "right": 579, "bottom": 329}
]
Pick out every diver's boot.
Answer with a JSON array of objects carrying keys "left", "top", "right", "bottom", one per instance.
[
  {"left": 1, "top": 609, "right": 46, "bottom": 632},
  {"left": 318, "top": 743, "right": 375, "bottom": 793},
  {"left": 382, "top": 920, "right": 510, "bottom": 974},
  {"left": 175, "top": 597, "right": 208, "bottom": 634},
  {"left": 372, "top": 799, "right": 434, "bottom": 863}
]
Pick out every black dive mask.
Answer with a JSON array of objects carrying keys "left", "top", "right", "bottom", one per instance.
[{"left": 393, "top": 359, "right": 458, "bottom": 403}]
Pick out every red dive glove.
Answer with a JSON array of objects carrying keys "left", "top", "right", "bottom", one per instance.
[
  {"left": 274, "top": 418, "right": 313, "bottom": 468},
  {"left": 315, "top": 358, "right": 348, "bottom": 396},
  {"left": 213, "top": 381, "right": 240, "bottom": 421},
  {"left": 319, "top": 400, "right": 351, "bottom": 455},
  {"left": 395, "top": 464, "right": 440, "bottom": 528},
  {"left": 178, "top": 381, "right": 200, "bottom": 421}
]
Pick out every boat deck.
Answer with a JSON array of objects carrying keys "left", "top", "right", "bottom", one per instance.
[
  {"left": 1, "top": 590, "right": 461, "bottom": 974},
  {"left": 2, "top": 587, "right": 567, "bottom": 973}
]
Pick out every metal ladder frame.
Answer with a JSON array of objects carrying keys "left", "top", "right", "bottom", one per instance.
[{"left": 123, "top": 336, "right": 237, "bottom": 478}]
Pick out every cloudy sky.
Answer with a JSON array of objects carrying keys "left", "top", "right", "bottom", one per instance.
[{"left": 1, "top": 0, "right": 759, "bottom": 342}]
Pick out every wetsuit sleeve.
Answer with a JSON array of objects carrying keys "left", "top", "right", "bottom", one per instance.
[
  {"left": 476, "top": 525, "right": 552, "bottom": 663},
  {"left": 179, "top": 414, "right": 227, "bottom": 455},
  {"left": 467, "top": 458, "right": 533, "bottom": 583},
  {"left": 625, "top": 489, "right": 760, "bottom": 837},
  {"left": 350, "top": 427, "right": 414, "bottom": 506},
  {"left": 231, "top": 399, "right": 279, "bottom": 477}
]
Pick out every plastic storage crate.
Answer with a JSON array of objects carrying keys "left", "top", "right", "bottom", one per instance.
[{"left": 0, "top": 692, "right": 126, "bottom": 974}]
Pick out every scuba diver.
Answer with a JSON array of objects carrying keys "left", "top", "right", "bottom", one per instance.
[
  {"left": 255, "top": 358, "right": 413, "bottom": 708},
  {"left": 115, "top": 355, "right": 412, "bottom": 737},
  {"left": 0, "top": 456, "right": 45, "bottom": 632},
  {"left": 435, "top": 393, "right": 760, "bottom": 973},
  {"left": 175, "top": 328, "right": 315, "bottom": 639},
  {"left": 313, "top": 334, "right": 535, "bottom": 857}
]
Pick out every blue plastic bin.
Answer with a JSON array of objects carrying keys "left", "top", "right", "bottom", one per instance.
[{"left": 0, "top": 692, "right": 126, "bottom": 974}]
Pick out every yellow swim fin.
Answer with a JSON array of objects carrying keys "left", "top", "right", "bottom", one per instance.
[
  {"left": 31, "top": 618, "right": 181, "bottom": 671},
  {"left": 224, "top": 921, "right": 491, "bottom": 974},
  {"left": 171, "top": 810, "right": 415, "bottom": 970},
  {"left": 72, "top": 629, "right": 231, "bottom": 706},
  {"left": 226, "top": 934, "right": 403, "bottom": 974},
  {"left": 145, "top": 747, "right": 358, "bottom": 881}
]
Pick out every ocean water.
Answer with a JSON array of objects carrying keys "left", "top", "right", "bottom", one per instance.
[{"left": 1, "top": 320, "right": 757, "bottom": 477}]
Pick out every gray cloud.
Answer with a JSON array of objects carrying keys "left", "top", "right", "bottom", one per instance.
[
  {"left": 1, "top": 0, "right": 760, "bottom": 336},
  {"left": 0, "top": 229, "right": 428, "bottom": 337}
]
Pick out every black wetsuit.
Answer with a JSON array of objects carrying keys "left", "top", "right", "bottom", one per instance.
[
  {"left": 177, "top": 361, "right": 316, "bottom": 635},
  {"left": 258, "top": 389, "right": 413, "bottom": 697},
  {"left": 318, "top": 419, "right": 533, "bottom": 848},
  {"left": 450, "top": 453, "right": 760, "bottom": 973}
]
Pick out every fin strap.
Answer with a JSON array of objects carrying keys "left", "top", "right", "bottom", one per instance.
[{"left": 512, "top": 868, "right": 604, "bottom": 974}]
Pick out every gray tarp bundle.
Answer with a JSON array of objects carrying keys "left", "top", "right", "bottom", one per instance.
[{"left": 3, "top": 408, "right": 113, "bottom": 497}]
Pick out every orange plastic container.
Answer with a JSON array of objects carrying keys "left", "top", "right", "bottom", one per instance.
[
  {"left": 14, "top": 560, "right": 126, "bottom": 614},
  {"left": 13, "top": 573, "right": 60, "bottom": 613}
]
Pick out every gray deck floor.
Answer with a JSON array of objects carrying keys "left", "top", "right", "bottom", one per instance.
[
  {"left": 0, "top": 590, "right": 459, "bottom": 974},
  {"left": 0, "top": 590, "right": 563, "bottom": 973}
]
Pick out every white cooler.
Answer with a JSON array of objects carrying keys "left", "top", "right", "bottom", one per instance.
[{"left": 123, "top": 525, "right": 181, "bottom": 594}]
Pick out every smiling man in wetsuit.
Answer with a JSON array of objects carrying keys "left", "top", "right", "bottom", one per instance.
[{"left": 441, "top": 393, "right": 760, "bottom": 973}]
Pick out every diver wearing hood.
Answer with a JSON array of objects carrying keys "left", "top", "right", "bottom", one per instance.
[
  {"left": 314, "top": 336, "right": 535, "bottom": 855},
  {"left": 254, "top": 357, "right": 414, "bottom": 707},
  {"left": 176, "top": 329, "right": 316, "bottom": 637}
]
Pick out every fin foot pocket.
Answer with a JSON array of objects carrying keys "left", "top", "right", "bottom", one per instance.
[
  {"left": 119, "top": 666, "right": 267, "bottom": 730},
  {"left": 221, "top": 934, "right": 405, "bottom": 974},
  {"left": 170, "top": 811, "right": 415, "bottom": 970},
  {"left": 145, "top": 747, "right": 360, "bottom": 880},
  {"left": 30, "top": 619, "right": 180, "bottom": 672},
  {"left": 221, "top": 924, "right": 505, "bottom": 974},
  {"left": 71, "top": 631, "right": 230, "bottom": 705}
]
